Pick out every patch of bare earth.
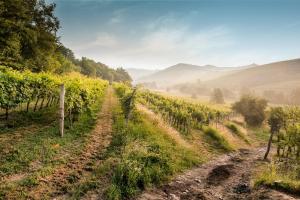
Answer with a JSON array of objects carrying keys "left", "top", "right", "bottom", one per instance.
[
  {"left": 27, "top": 87, "right": 116, "bottom": 199},
  {"left": 137, "top": 148, "right": 298, "bottom": 200}
]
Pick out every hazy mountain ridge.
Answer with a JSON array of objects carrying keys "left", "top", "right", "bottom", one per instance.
[
  {"left": 204, "top": 58, "right": 300, "bottom": 92},
  {"left": 135, "top": 63, "right": 257, "bottom": 87},
  {"left": 126, "top": 68, "right": 158, "bottom": 81}
]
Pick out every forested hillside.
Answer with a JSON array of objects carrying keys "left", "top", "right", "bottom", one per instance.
[{"left": 0, "top": 0, "right": 131, "bottom": 82}]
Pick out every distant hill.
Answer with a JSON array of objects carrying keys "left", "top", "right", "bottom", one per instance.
[
  {"left": 204, "top": 58, "right": 300, "bottom": 93},
  {"left": 126, "top": 68, "right": 158, "bottom": 81},
  {"left": 136, "top": 63, "right": 255, "bottom": 87}
]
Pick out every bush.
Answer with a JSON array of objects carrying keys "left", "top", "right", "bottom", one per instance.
[
  {"left": 232, "top": 95, "right": 267, "bottom": 126},
  {"left": 210, "top": 88, "right": 225, "bottom": 104}
]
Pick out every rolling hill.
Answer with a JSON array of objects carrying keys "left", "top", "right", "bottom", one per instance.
[
  {"left": 126, "top": 68, "right": 158, "bottom": 81},
  {"left": 135, "top": 63, "right": 257, "bottom": 87},
  {"left": 204, "top": 58, "right": 300, "bottom": 92}
]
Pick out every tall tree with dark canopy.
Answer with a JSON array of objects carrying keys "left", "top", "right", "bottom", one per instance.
[
  {"left": 232, "top": 95, "right": 268, "bottom": 126},
  {"left": 0, "top": 0, "right": 59, "bottom": 71}
]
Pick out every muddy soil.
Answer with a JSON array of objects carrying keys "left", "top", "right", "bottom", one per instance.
[{"left": 137, "top": 148, "right": 298, "bottom": 200}]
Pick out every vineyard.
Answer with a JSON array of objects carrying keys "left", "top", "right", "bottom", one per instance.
[
  {"left": 273, "top": 106, "right": 300, "bottom": 159},
  {"left": 0, "top": 66, "right": 108, "bottom": 126},
  {"left": 2, "top": 1, "right": 299, "bottom": 199},
  {"left": 1, "top": 80, "right": 300, "bottom": 199},
  {"left": 139, "top": 89, "right": 232, "bottom": 134}
]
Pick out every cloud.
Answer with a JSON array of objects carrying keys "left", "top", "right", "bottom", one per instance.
[
  {"left": 112, "top": 24, "right": 234, "bottom": 66},
  {"left": 72, "top": 13, "right": 235, "bottom": 68},
  {"left": 94, "top": 33, "right": 119, "bottom": 47},
  {"left": 108, "top": 8, "right": 128, "bottom": 24}
]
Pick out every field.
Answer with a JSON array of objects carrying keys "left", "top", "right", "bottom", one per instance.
[
  {"left": 2, "top": 1, "right": 300, "bottom": 199},
  {"left": 0, "top": 70, "right": 299, "bottom": 199}
]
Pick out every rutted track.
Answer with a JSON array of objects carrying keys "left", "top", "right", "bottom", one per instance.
[
  {"left": 27, "top": 87, "right": 117, "bottom": 199},
  {"left": 137, "top": 148, "right": 298, "bottom": 200}
]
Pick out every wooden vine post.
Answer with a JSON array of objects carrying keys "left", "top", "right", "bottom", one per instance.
[{"left": 59, "top": 84, "right": 65, "bottom": 137}]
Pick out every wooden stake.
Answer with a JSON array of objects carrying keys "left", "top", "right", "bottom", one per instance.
[{"left": 59, "top": 84, "right": 65, "bottom": 137}]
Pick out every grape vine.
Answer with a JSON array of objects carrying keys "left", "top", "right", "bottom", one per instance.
[
  {"left": 139, "top": 90, "right": 232, "bottom": 134},
  {"left": 0, "top": 66, "right": 108, "bottom": 123}
]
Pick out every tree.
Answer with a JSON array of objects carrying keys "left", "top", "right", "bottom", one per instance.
[
  {"left": 57, "top": 44, "right": 76, "bottom": 63},
  {"left": 0, "top": 0, "right": 60, "bottom": 71},
  {"left": 113, "top": 68, "right": 132, "bottom": 82},
  {"left": 0, "top": 1, "right": 133, "bottom": 83},
  {"left": 232, "top": 95, "right": 267, "bottom": 126},
  {"left": 264, "top": 107, "right": 285, "bottom": 160},
  {"left": 211, "top": 88, "right": 225, "bottom": 104},
  {"left": 80, "top": 57, "right": 96, "bottom": 77}
]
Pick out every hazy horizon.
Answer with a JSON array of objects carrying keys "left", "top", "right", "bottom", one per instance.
[{"left": 49, "top": 0, "right": 300, "bottom": 69}]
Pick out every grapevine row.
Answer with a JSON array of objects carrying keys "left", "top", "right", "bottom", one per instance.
[
  {"left": 139, "top": 90, "right": 232, "bottom": 134},
  {"left": 274, "top": 106, "right": 300, "bottom": 160},
  {"left": 0, "top": 66, "right": 108, "bottom": 123}
]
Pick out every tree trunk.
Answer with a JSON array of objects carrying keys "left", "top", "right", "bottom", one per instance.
[
  {"left": 5, "top": 107, "right": 9, "bottom": 121},
  {"left": 26, "top": 101, "right": 30, "bottom": 112},
  {"left": 50, "top": 97, "right": 55, "bottom": 106},
  {"left": 264, "top": 131, "right": 275, "bottom": 160},
  {"left": 39, "top": 98, "right": 45, "bottom": 110},
  {"left": 34, "top": 97, "right": 40, "bottom": 112},
  {"left": 46, "top": 96, "right": 51, "bottom": 107}
]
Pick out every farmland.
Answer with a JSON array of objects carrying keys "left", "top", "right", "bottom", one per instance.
[
  {"left": 1, "top": 78, "right": 297, "bottom": 199},
  {"left": 1, "top": 0, "right": 300, "bottom": 199}
]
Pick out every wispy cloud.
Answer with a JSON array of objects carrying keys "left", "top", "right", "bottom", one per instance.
[
  {"left": 85, "top": 16, "right": 234, "bottom": 68},
  {"left": 57, "top": 0, "right": 300, "bottom": 69}
]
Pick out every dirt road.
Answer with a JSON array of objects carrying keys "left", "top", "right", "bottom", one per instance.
[
  {"left": 28, "top": 87, "right": 117, "bottom": 199},
  {"left": 138, "top": 148, "right": 298, "bottom": 200}
]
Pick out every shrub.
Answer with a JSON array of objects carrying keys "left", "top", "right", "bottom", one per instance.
[
  {"left": 210, "top": 88, "right": 225, "bottom": 104},
  {"left": 232, "top": 95, "right": 267, "bottom": 127}
]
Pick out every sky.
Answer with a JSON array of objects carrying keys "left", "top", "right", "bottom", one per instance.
[{"left": 48, "top": 0, "right": 300, "bottom": 69}]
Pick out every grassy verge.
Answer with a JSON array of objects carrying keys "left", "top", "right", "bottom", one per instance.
[
  {"left": 0, "top": 97, "right": 105, "bottom": 199},
  {"left": 251, "top": 127, "right": 270, "bottom": 143},
  {"left": 225, "top": 122, "right": 250, "bottom": 144},
  {"left": 254, "top": 162, "right": 300, "bottom": 195},
  {"left": 68, "top": 104, "right": 202, "bottom": 200},
  {"left": 202, "top": 127, "right": 234, "bottom": 152},
  {"left": 105, "top": 107, "right": 201, "bottom": 199}
]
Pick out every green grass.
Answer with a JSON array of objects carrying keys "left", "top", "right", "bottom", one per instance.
[
  {"left": 0, "top": 102, "right": 59, "bottom": 131},
  {"left": 203, "top": 127, "right": 234, "bottom": 152},
  {"left": 0, "top": 107, "right": 100, "bottom": 176},
  {"left": 254, "top": 163, "right": 300, "bottom": 195},
  {"left": 225, "top": 122, "right": 250, "bottom": 144},
  {"left": 251, "top": 127, "right": 270, "bottom": 142},
  {"left": 103, "top": 105, "right": 201, "bottom": 200},
  {"left": 66, "top": 104, "right": 201, "bottom": 200},
  {"left": 0, "top": 97, "right": 105, "bottom": 199}
]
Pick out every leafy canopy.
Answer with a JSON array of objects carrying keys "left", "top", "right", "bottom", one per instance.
[{"left": 232, "top": 95, "right": 267, "bottom": 126}]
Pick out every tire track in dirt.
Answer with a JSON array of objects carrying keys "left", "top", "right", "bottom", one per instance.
[
  {"left": 27, "top": 86, "right": 116, "bottom": 199},
  {"left": 137, "top": 148, "right": 298, "bottom": 200}
]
